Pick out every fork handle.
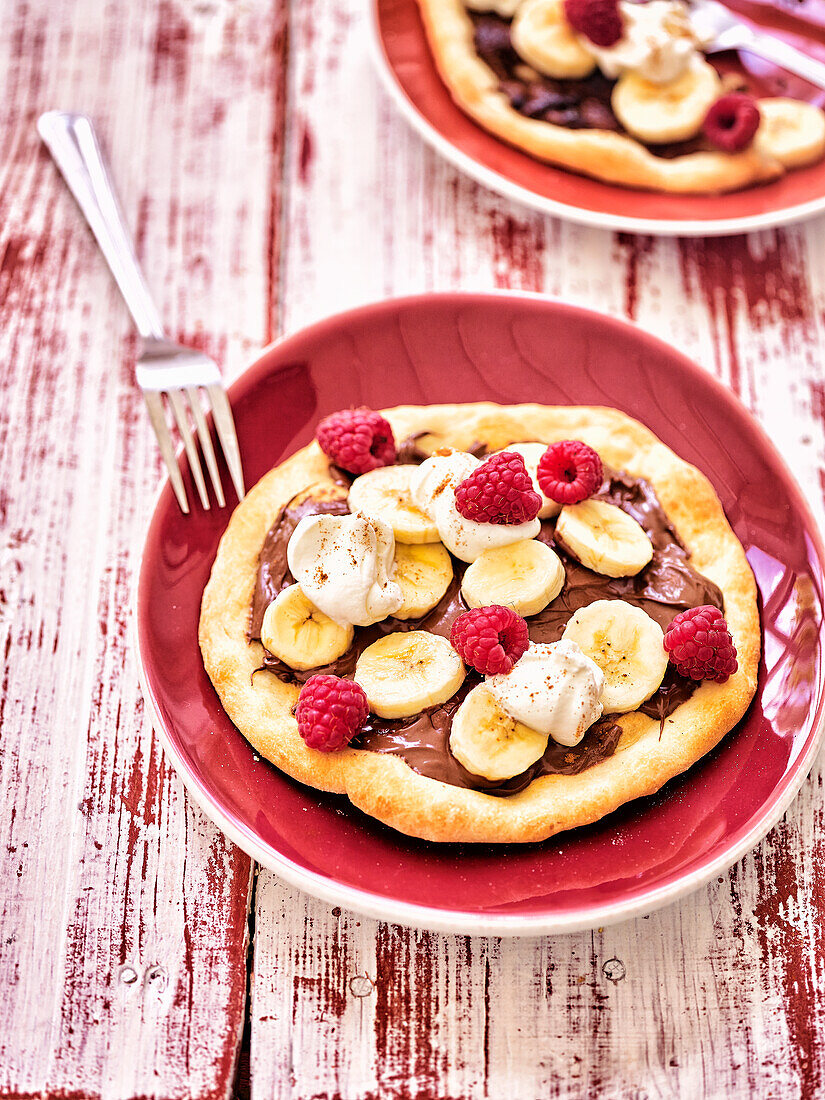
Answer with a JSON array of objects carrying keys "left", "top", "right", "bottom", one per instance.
[
  {"left": 37, "top": 111, "right": 166, "bottom": 341},
  {"left": 724, "top": 30, "right": 825, "bottom": 91}
]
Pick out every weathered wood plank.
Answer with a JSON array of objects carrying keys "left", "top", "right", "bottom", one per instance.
[
  {"left": 0, "top": 0, "right": 289, "bottom": 1094},
  {"left": 4, "top": 0, "right": 825, "bottom": 1095},
  {"left": 251, "top": 0, "right": 825, "bottom": 1096}
]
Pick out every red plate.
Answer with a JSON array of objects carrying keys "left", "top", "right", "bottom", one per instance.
[
  {"left": 135, "top": 293, "right": 825, "bottom": 934},
  {"left": 370, "top": 0, "right": 825, "bottom": 235}
]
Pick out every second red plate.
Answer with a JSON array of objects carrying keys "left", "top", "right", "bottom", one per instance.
[{"left": 370, "top": 0, "right": 825, "bottom": 235}]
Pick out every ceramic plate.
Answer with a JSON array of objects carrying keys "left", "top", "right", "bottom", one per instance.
[
  {"left": 369, "top": 0, "right": 825, "bottom": 236},
  {"left": 135, "top": 293, "right": 825, "bottom": 935}
]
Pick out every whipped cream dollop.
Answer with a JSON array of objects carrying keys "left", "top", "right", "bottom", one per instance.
[
  {"left": 486, "top": 640, "right": 605, "bottom": 747},
  {"left": 411, "top": 450, "right": 541, "bottom": 563},
  {"left": 587, "top": 0, "right": 700, "bottom": 84},
  {"left": 287, "top": 512, "right": 403, "bottom": 627}
]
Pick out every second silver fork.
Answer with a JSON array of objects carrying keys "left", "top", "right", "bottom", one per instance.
[{"left": 37, "top": 110, "right": 245, "bottom": 514}]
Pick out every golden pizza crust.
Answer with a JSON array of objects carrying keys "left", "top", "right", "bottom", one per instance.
[
  {"left": 415, "top": 0, "right": 809, "bottom": 193},
  {"left": 199, "top": 403, "right": 760, "bottom": 843}
]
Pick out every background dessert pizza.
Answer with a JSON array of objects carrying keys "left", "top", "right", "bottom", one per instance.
[
  {"left": 416, "top": 0, "right": 824, "bottom": 192},
  {"left": 371, "top": 0, "right": 825, "bottom": 230}
]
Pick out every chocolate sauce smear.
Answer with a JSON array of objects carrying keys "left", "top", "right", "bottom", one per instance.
[
  {"left": 470, "top": 12, "right": 712, "bottom": 159},
  {"left": 248, "top": 454, "right": 723, "bottom": 794},
  {"left": 359, "top": 674, "right": 624, "bottom": 796},
  {"left": 249, "top": 493, "right": 350, "bottom": 635}
]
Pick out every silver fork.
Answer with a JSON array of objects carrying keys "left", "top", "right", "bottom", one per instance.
[
  {"left": 691, "top": 0, "right": 825, "bottom": 90},
  {"left": 37, "top": 111, "right": 245, "bottom": 514}
]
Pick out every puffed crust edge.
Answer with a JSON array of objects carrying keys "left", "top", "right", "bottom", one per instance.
[
  {"left": 199, "top": 403, "right": 760, "bottom": 843},
  {"left": 415, "top": 0, "right": 813, "bottom": 194}
]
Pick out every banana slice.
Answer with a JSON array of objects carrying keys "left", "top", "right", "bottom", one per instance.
[
  {"left": 487, "top": 639, "right": 604, "bottom": 746},
  {"left": 556, "top": 499, "right": 652, "bottom": 578},
  {"left": 562, "top": 600, "right": 667, "bottom": 712},
  {"left": 393, "top": 543, "right": 454, "bottom": 620},
  {"left": 612, "top": 57, "right": 721, "bottom": 143},
  {"left": 261, "top": 584, "right": 354, "bottom": 671},
  {"left": 461, "top": 538, "right": 565, "bottom": 616},
  {"left": 348, "top": 465, "right": 439, "bottom": 544},
  {"left": 754, "top": 99, "right": 825, "bottom": 169},
  {"left": 511, "top": 0, "right": 596, "bottom": 80},
  {"left": 496, "top": 443, "right": 561, "bottom": 519},
  {"left": 450, "top": 683, "right": 549, "bottom": 781},
  {"left": 354, "top": 631, "right": 465, "bottom": 718}
]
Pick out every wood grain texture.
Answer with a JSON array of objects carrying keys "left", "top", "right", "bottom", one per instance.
[
  {"left": 3, "top": 0, "right": 825, "bottom": 1097},
  {"left": 0, "top": 0, "right": 288, "bottom": 1094},
  {"left": 252, "top": 0, "right": 825, "bottom": 1097}
]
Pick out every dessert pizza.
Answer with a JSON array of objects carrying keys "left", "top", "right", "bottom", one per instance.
[
  {"left": 199, "top": 403, "right": 760, "bottom": 843},
  {"left": 415, "top": 0, "right": 825, "bottom": 192}
]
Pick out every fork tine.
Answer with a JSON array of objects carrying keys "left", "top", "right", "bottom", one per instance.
[
  {"left": 168, "top": 390, "right": 210, "bottom": 510},
  {"left": 206, "top": 384, "right": 245, "bottom": 502},
  {"left": 186, "top": 386, "right": 225, "bottom": 508},
  {"left": 142, "top": 391, "right": 189, "bottom": 514}
]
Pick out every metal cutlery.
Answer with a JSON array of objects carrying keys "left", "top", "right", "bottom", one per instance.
[
  {"left": 37, "top": 110, "right": 245, "bottom": 514},
  {"left": 691, "top": 0, "right": 825, "bottom": 92}
]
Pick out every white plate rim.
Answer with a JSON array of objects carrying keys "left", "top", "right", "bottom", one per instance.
[
  {"left": 366, "top": 0, "right": 825, "bottom": 238},
  {"left": 132, "top": 290, "right": 825, "bottom": 937}
]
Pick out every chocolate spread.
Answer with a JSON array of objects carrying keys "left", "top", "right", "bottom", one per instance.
[
  {"left": 359, "top": 674, "right": 624, "bottom": 795},
  {"left": 248, "top": 452, "right": 723, "bottom": 794},
  {"left": 471, "top": 12, "right": 712, "bottom": 159}
]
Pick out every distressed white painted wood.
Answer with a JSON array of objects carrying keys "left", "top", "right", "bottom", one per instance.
[
  {"left": 3, "top": 0, "right": 825, "bottom": 1097},
  {"left": 252, "top": 1, "right": 825, "bottom": 1098},
  {"left": 0, "top": 0, "right": 283, "bottom": 1094}
]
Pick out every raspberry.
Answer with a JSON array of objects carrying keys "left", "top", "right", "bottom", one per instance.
[
  {"left": 454, "top": 452, "right": 542, "bottom": 525},
  {"left": 537, "top": 440, "right": 603, "bottom": 505},
  {"left": 450, "top": 605, "right": 530, "bottom": 676},
  {"left": 703, "top": 94, "right": 760, "bottom": 153},
  {"left": 316, "top": 408, "right": 396, "bottom": 475},
  {"left": 294, "top": 674, "right": 369, "bottom": 752},
  {"left": 564, "top": 0, "right": 623, "bottom": 47},
  {"left": 664, "top": 606, "right": 738, "bottom": 683}
]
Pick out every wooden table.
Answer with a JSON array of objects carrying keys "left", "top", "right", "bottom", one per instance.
[{"left": 3, "top": 0, "right": 825, "bottom": 1096}]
